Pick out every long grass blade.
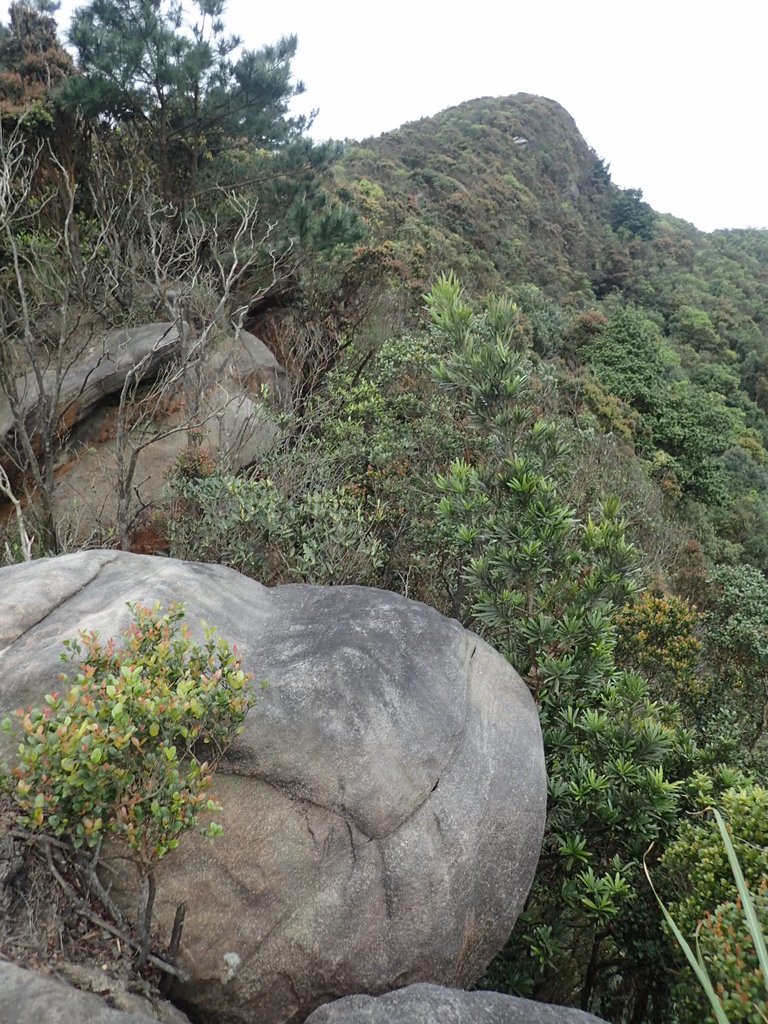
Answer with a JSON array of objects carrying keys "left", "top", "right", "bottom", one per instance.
[
  {"left": 714, "top": 809, "right": 768, "bottom": 993},
  {"left": 643, "top": 852, "right": 730, "bottom": 1024}
]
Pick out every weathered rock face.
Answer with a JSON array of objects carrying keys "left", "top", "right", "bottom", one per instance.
[
  {"left": 0, "top": 322, "right": 181, "bottom": 447},
  {"left": 0, "top": 552, "right": 547, "bottom": 1024},
  {"left": 206, "top": 328, "right": 287, "bottom": 404},
  {"left": 49, "top": 326, "right": 280, "bottom": 548},
  {"left": 304, "top": 984, "right": 610, "bottom": 1024},
  {"left": 0, "top": 961, "right": 190, "bottom": 1024}
]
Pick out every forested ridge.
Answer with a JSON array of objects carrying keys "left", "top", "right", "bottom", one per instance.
[{"left": 1, "top": 2, "right": 768, "bottom": 1022}]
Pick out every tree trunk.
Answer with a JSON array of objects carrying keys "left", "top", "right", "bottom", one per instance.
[{"left": 137, "top": 867, "right": 157, "bottom": 970}]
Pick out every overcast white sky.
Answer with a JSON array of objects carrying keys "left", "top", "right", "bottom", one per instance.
[{"left": 43, "top": 0, "right": 768, "bottom": 232}]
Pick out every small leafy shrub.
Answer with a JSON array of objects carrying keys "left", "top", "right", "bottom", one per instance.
[
  {"left": 3, "top": 603, "right": 257, "bottom": 966},
  {"left": 663, "top": 787, "right": 768, "bottom": 940},
  {"left": 616, "top": 590, "right": 703, "bottom": 699},
  {"left": 171, "top": 434, "right": 217, "bottom": 481},
  {"left": 164, "top": 472, "right": 385, "bottom": 586},
  {"left": 695, "top": 882, "right": 768, "bottom": 1023},
  {"left": 163, "top": 328, "right": 466, "bottom": 607}
]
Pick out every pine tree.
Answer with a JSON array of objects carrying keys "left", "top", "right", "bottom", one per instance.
[
  {"left": 62, "top": 0, "right": 308, "bottom": 195},
  {"left": 0, "top": 0, "right": 73, "bottom": 121}
]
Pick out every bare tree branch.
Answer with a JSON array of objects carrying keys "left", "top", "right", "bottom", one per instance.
[{"left": 0, "top": 123, "right": 289, "bottom": 552}]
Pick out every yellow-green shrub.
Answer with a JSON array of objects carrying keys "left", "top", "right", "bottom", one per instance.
[{"left": 3, "top": 603, "right": 257, "bottom": 965}]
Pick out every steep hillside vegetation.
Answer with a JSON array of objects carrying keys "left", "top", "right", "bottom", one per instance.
[
  {"left": 336, "top": 95, "right": 768, "bottom": 572},
  {"left": 2, "top": 9, "right": 768, "bottom": 1019},
  {"left": 339, "top": 94, "right": 768, "bottom": 318},
  {"left": 338, "top": 94, "right": 641, "bottom": 296}
]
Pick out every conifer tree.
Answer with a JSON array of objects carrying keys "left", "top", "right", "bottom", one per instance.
[
  {"left": 63, "top": 0, "right": 308, "bottom": 195},
  {"left": 428, "top": 274, "right": 695, "bottom": 1019},
  {"left": 0, "top": 0, "right": 73, "bottom": 120}
]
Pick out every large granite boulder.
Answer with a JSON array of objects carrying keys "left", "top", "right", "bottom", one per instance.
[
  {"left": 0, "top": 552, "right": 547, "bottom": 1024},
  {"left": 0, "top": 961, "right": 190, "bottom": 1024},
  {"left": 304, "top": 984, "right": 610, "bottom": 1024},
  {"left": 206, "top": 328, "right": 287, "bottom": 405}
]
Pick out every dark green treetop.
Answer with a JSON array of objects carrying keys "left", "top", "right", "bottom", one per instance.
[
  {"left": 62, "top": 0, "right": 308, "bottom": 194},
  {"left": 0, "top": 0, "right": 73, "bottom": 121}
]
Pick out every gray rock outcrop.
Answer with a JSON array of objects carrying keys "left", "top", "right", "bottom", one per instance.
[
  {"left": 0, "top": 961, "right": 190, "bottom": 1024},
  {"left": 206, "top": 328, "right": 286, "bottom": 404},
  {"left": 0, "top": 551, "right": 547, "bottom": 1024},
  {"left": 304, "top": 984, "right": 610, "bottom": 1024},
  {"left": 0, "top": 322, "right": 181, "bottom": 446},
  {"left": 49, "top": 326, "right": 280, "bottom": 548}
]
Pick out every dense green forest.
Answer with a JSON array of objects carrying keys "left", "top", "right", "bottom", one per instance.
[{"left": 2, "top": 2, "right": 768, "bottom": 1022}]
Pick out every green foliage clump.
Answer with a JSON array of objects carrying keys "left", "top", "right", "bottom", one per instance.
[
  {"left": 694, "top": 883, "right": 768, "bottom": 1023},
  {"left": 426, "top": 274, "right": 695, "bottom": 1016},
  {"left": 163, "top": 328, "right": 467, "bottom": 607},
  {"left": 616, "top": 591, "right": 703, "bottom": 700},
  {"left": 697, "top": 564, "right": 768, "bottom": 757},
  {"left": 665, "top": 787, "right": 768, "bottom": 935},
  {"left": 3, "top": 603, "right": 256, "bottom": 965},
  {"left": 646, "top": 382, "right": 741, "bottom": 504},
  {"left": 582, "top": 306, "right": 670, "bottom": 413},
  {"left": 165, "top": 471, "right": 385, "bottom": 587},
  {"left": 611, "top": 187, "right": 656, "bottom": 240},
  {"left": 582, "top": 306, "right": 744, "bottom": 505},
  {"left": 671, "top": 305, "right": 725, "bottom": 356},
  {"left": 508, "top": 283, "right": 569, "bottom": 357}
]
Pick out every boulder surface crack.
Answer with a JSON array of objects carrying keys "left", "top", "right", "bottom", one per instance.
[{"left": 0, "top": 553, "right": 119, "bottom": 656}]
